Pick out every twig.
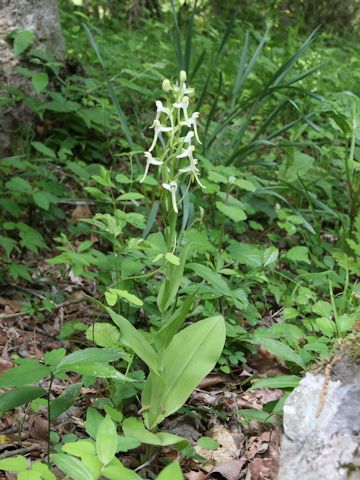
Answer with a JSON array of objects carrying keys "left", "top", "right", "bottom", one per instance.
[
  {"left": 0, "top": 444, "right": 41, "bottom": 459},
  {"left": 134, "top": 452, "right": 158, "bottom": 472},
  {"left": 0, "top": 298, "right": 84, "bottom": 321}
]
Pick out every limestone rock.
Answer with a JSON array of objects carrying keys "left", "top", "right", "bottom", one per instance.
[{"left": 279, "top": 354, "right": 360, "bottom": 480}]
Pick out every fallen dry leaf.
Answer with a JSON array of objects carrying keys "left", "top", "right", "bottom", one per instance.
[
  {"left": 195, "top": 423, "right": 239, "bottom": 465},
  {"left": 207, "top": 459, "right": 247, "bottom": 480},
  {"left": 237, "top": 389, "right": 283, "bottom": 411},
  {"left": 71, "top": 204, "right": 91, "bottom": 220},
  {"left": 185, "top": 471, "right": 207, "bottom": 480},
  {"left": 0, "top": 358, "right": 13, "bottom": 375},
  {"left": 192, "top": 391, "right": 220, "bottom": 406},
  {"left": 28, "top": 414, "right": 49, "bottom": 441},
  {"left": 198, "top": 373, "right": 231, "bottom": 389},
  {"left": 246, "top": 458, "right": 279, "bottom": 480},
  {"left": 0, "top": 297, "right": 21, "bottom": 313}
]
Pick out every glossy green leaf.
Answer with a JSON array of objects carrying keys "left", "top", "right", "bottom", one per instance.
[
  {"left": 18, "top": 471, "right": 42, "bottom": 480},
  {"left": 253, "top": 337, "right": 305, "bottom": 369},
  {"left": 107, "top": 289, "right": 143, "bottom": 307},
  {"left": 0, "top": 359, "right": 50, "bottom": 387},
  {"left": 157, "top": 244, "right": 190, "bottom": 314},
  {"left": 0, "top": 387, "right": 46, "bottom": 415},
  {"left": 85, "top": 407, "right": 104, "bottom": 439},
  {"left": 50, "top": 383, "right": 82, "bottom": 420},
  {"left": 143, "top": 316, "right": 226, "bottom": 428},
  {"left": 248, "top": 375, "right": 300, "bottom": 391},
  {"left": 197, "top": 436, "right": 220, "bottom": 449},
  {"left": 165, "top": 252, "right": 181, "bottom": 265},
  {"left": 55, "top": 348, "right": 122, "bottom": 373},
  {"left": 102, "top": 460, "right": 141, "bottom": 480},
  {"left": 62, "top": 440, "right": 95, "bottom": 457},
  {"left": 85, "top": 323, "right": 121, "bottom": 348},
  {"left": 122, "top": 417, "right": 187, "bottom": 447},
  {"left": 96, "top": 415, "right": 118, "bottom": 466},
  {"left": 156, "top": 462, "right": 184, "bottom": 480},
  {"left": 0, "top": 455, "right": 28, "bottom": 471},
  {"left": 32, "top": 461, "right": 57, "bottom": 480},
  {"left": 283, "top": 246, "right": 310, "bottom": 264},
  {"left": 62, "top": 362, "right": 134, "bottom": 382},
  {"left": 31, "top": 73, "right": 49, "bottom": 93},
  {"left": 51, "top": 453, "right": 93, "bottom": 480},
  {"left": 107, "top": 308, "right": 159, "bottom": 374},
  {"left": 14, "top": 30, "right": 34, "bottom": 56},
  {"left": 216, "top": 201, "right": 247, "bottom": 222}
]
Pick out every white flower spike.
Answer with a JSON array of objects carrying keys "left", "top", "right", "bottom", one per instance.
[
  {"left": 183, "top": 130, "right": 194, "bottom": 145},
  {"left": 173, "top": 96, "right": 189, "bottom": 122},
  {"left": 179, "top": 158, "right": 205, "bottom": 188},
  {"left": 149, "top": 120, "right": 172, "bottom": 152},
  {"left": 182, "top": 83, "right": 194, "bottom": 96},
  {"left": 140, "top": 152, "right": 163, "bottom": 183},
  {"left": 182, "top": 112, "right": 201, "bottom": 144},
  {"left": 176, "top": 145, "right": 195, "bottom": 160},
  {"left": 188, "top": 112, "right": 201, "bottom": 144},
  {"left": 155, "top": 101, "right": 171, "bottom": 120},
  {"left": 162, "top": 181, "right": 178, "bottom": 213}
]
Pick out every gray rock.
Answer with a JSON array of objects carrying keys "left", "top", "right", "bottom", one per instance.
[{"left": 279, "top": 355, "right": 360, "bottom": 480}]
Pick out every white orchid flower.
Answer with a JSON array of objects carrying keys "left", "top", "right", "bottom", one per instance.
[
  {"left": 176, "top": 145, "right": 195, "bottom": 160},
  {"left": 149, "top": 120, "right": 172, "bottom": 152},
  {"left": 162, "top": 181, "right": 178, "bottom": 213},
  {"left": 154, "top": 101, "right": 171, "bottom": 121},
  {"left": 177, "top": 146, "right": 204, "bottom": 188},
  {"left": 179, "top": 157, "right": 198, "bottom": 173},
  {"left": 182, "top": 83, "right": 194, "bottom": 96},
  {"left": 179, "top": 158, "right": 205, "bottom": 188},
  {"left": 181, "top": 112, "right": 201, "bottom": 144},
  {"left": 183, "top": 130, "right": 194, "bottom": 145},
  {"left": 173, "top": 96, "right": 189, "bottom": 122},
  {"left": 140, "top": 152, "right": 163, "bottom": 183}
]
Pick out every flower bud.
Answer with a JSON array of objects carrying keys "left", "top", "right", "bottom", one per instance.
[
  {"left": 162, "top": 79, "right": 171, "bottom": 92},
  {"left": 180, "top": 70, "right": 187, "bottom": 83}
]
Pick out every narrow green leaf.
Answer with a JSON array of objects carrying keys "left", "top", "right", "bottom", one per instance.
[
  {"left": 157, "top": 244, "right": 190, "bottom": 314},
  {"left": 0, "top": 455, "right": 28, "bottom": 471},
  {"left": 165, "top": 252, "right": 181, "bottom": 265},
  {"left": 216, "top": 202, "right": 247, "bottom": 222},
  {"left": 31, "top": 141, "right": 56, "bottom": 159},
  {"left": 96, "top": 415, "right": 118, "bottom": 466},
  {"left": 31, "top": 73, "right": 49, "bottom": 93},
  {"left": 0, "top": 359, "right": 50, "bottom": 387},
  {"left": 157, "top": 462, "right": 184, "bottom": 480},
  {"left": 253, "top": 338, "right": 305, "bottom": 369},
  {"left": 55, "top": 348, "right": 122, "bottom": 373},
  {"left": 0, "top": 387, "right": 46, "bottom": 415},
  {"left": 248, "top": 375, "right": 300, "bottom": 391},
  {"left": 106, "top": 308, "right": 159, "bottom": 375},
  {"left": 50, "top": 383, "right": 82, "bottom": 420},
  {"left": 51, "top": 453, "right": 93, "bottom": 480},
  {"left": 14, "top": 30, "right": 34, "bottom": 56}
]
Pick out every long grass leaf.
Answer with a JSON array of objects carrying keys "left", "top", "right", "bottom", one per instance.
[
  {"left": 231, "top": 32, "right": 249, "bottom": 108},
  {"left": 231, "top": 26, "right": 270, "bottom": 108},
  {"left": 190, "top": 49, "right": 206, "bottom": 81},
  {"left": 196, "top": 14, "right": 237, "bottom": 110},
  {"left": 266, "top": 27, "right": 320, "bottom": 88},
  {"left": 184, "top": 0, "right": 197, "bottom": 75},
  {"left": 82, "top": 24, "right": 133, "bottom": 146},
  {"left": 203, "top": 71, "right": 223, "bottom": 144},
  {"left": 170, "top": 0, "right": 183, "bottom": 71}
]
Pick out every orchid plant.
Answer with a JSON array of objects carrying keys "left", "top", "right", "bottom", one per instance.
[{"left": 140, "top": 71, "right": 203, "bottom": 221}]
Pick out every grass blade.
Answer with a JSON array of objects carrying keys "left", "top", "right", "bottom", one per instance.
[
  {"left": 170, "top": 0, "right": 183, "bottom": 71},
  {"left": 82, "top": 23, "right": 133, "bottom": 146},
  {"left": 184, "top": 0, "right": 197, "bottom": 75}
]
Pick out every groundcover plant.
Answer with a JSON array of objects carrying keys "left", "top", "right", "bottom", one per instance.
[{"left": 0, "top": 1, "right": 359, "bottom": 479}]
